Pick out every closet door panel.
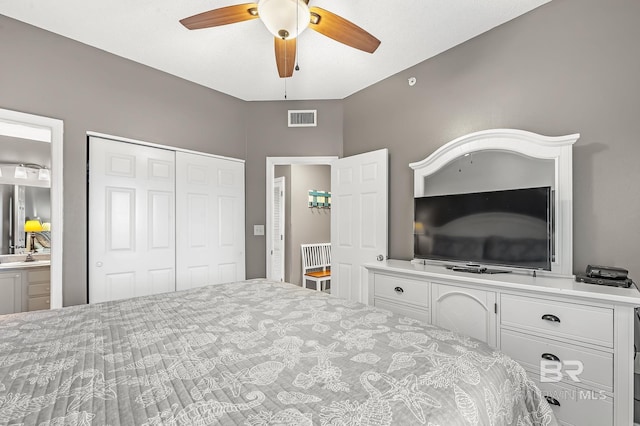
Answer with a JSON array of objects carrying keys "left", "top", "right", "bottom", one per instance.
[
  {"left": 89, "top": 137, "right": 176, "bottom": 303},
  {"left": 187, "top": 193, "right": 208, "bottom": 248},
  {"left": 176, "top": 152, "right": 245, "bottom": 290},
  {"left": 214, "top": 159, "right": 245, "bottom": 283},
  {"left": 149, "top": 191, "right": 172, "bottom": 249},
  {"left": 148, "top": 268, "right": 175, "bottom": 294},
  {"left": 105, "top": 272, "right": 136, "bottom": 301},
  {"left": 106, "top": 188, "right": 135, "bottom": 251}
]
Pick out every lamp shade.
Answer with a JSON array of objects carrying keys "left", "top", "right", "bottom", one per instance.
[
  {"left": 258, "top": 0, "right": 310, "bottom": 40},
  {"left": 14, "top": 165, "right": 28, "bottom": 179},
  {"left": 41, "top": 222, "right": 51, "bottom": 231},
  {"left": 38, "top": 168, "right": 51, "bottom": 181},
  {"left": 24, "top": 219, "right": 43, "bottom": 233}
]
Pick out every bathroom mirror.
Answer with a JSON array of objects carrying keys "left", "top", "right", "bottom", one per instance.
[{"left": 0, "top": 135, "right": 52, "bottom": 255}]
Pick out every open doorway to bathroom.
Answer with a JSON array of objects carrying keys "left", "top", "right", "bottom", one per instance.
[
  {"left": 0, "top": 108, "right": 63, "bottom": 310},
  {"left": 266, "top": 157, "right": 337, "bottom": 292}
]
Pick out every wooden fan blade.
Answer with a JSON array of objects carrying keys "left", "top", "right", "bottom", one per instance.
[
  {"left": 309, "top": 7, "right": 380, "bottom": 53},
  {"left": 274, "top": 37, "right": 296, "bottom": 78},
  {"left": 180, "top": 3, "right": 259, "bottom": 30}
]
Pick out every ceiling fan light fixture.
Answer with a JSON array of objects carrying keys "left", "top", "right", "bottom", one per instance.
[{"left": 258, "top": 0, "right": 310, "bottom": 40}]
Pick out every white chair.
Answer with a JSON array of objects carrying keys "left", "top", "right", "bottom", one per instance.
[{"left": 301, "top": 243, "right": 331, "bottom": 291}]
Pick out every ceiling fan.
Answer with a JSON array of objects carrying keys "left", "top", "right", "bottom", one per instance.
[{"left": 180, "top": 0, "right": 381, "bottom": 78}]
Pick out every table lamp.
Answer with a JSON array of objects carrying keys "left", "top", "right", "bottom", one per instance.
[{"left": 24, "top": 219, "right": 43, "bottom": 254}]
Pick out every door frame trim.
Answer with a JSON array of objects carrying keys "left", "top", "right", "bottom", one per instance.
[{"left": 265, "top": 156, "right": 338, "bottom": 281}]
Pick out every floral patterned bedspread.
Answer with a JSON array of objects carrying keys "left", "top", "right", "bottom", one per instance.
[{"left": 0, "top": 279, "right": 556, "bottom": 425}]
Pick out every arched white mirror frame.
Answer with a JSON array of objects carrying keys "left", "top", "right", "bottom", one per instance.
[
  {"left": 0, "top": 108, "right": 63, "bottom": 308},
  {"left": 410, "top": 129, "right": 579, "bottom": 277}
]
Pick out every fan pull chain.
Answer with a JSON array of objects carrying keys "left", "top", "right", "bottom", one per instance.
[
  {"left": 295, "top": 0, "right": 300, "bottom": 72},
  {"left": 284, "top": 39, "right": 288, "bottom": 99}
]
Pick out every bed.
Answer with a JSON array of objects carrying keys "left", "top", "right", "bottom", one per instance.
[{"left": 0, "top": 279, "right": 556, "bottom": 425}]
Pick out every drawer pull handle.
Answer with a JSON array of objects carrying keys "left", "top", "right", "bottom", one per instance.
[
  {"left": 394, "top": 286, "right": 404, "bottom": 294},
  {"left": 541, "top": 314, "right": 561, "bottom": 323},
  {"left": 541, "top": 353, "right": 560, "bottom": 362},
  {"left": 544, "top": 396, "right": 561, "bottom": 407}
]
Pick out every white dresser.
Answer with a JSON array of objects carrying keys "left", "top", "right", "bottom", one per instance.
[{"left": 366, "top": 260, "right": 640, "bottom": 426}]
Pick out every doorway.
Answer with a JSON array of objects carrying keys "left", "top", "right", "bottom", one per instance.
[
  {"left": 266, "top": 150, "right": 388, "bottom": 303},
  {"left": 0, "top": 108, "right": 64, "bottom": 309},
  {"left": 274, "top": 164, "right": 331, "bottom": 287},
  {"left": 266, "top": 156, "right": 337, "bottom": 285}
]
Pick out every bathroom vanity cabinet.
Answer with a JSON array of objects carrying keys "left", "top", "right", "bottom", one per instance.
[{"left": 0, "top": 263, "right": 51, "bottom": 314}]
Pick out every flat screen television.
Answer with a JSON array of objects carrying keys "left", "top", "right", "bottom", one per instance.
[{"left": 414, "top": 186, "right": 552, "bottom": 271}]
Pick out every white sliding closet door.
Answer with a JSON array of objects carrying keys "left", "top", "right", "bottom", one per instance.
[
  {"left": 88, "top": 137, "right": 176, "bottom": 303},
  {"left": 175, "top": 151, "right": 245, "bottom": 290}
]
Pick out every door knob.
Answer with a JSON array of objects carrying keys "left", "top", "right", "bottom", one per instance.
[
  {"left": 96, "top": 261, "right": 103, "bottom": 267},
  {"left": 376, "top": 254, "right": 384, "bottom": 261}
]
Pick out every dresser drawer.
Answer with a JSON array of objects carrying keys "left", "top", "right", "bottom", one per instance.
[
  {"left": 500, "top": 294, "right": 613, "bottom": 347},
  {"left": 374, "top": 274, "right": 428, "bottom": 308},
  {"left": 28, "top": 269, "right": 50, "bottom": 283},
  {"left": 501, "top": 329, "right": 613, "bottom": 392},
  {"left": 28, "top": 295, "right": 50, "bottom": 311},
  {"left": 28, "top": 282, "right": 50, "bottom": 297},
  {"left": 531, "top": 375, "right": 613, "bottom": 426},
  {"left": 374, "top": 298, "right": 429, "bottom": 323}
]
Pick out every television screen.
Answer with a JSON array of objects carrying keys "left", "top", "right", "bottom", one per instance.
[{"left": 414, "top": 187, "right": 552, "bottom": 270}]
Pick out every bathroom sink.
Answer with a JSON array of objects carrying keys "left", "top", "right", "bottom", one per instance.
[{"left": 0, "top": 260, "right": 50, "bottom": 268}]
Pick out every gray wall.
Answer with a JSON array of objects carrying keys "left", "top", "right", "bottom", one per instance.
[
  {"left": 343, "top": 0, "right": 640, "bottom": 280},
  {"left": 0, "top": 16, "right": 344, "bottom": 303},
  {"left": 0, "top": 15, "right": 248, "bottom": 305},
  {"left": 3, "top": 0, "right": 638, "bottom": 300},
  {"left": 244, "top": 101, "right": 343, "bottom": 280}
]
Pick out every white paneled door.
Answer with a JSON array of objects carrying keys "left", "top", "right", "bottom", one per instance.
[
  {"left": 88, "top": 137, "right": 176, "bottom": 303},
  {"left": 271, "top": 177, "right": 285, "bottom": 282},
  {"left": 331, "top": 149, "right": 388, "bottom": 303},
  {"left": 175, "top": 151, "right": 245, "bottom": 290}
]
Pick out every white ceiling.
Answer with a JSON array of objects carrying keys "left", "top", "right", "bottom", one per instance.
[{"left": 1, "top": 0, "right": 551, "bottom": 101}]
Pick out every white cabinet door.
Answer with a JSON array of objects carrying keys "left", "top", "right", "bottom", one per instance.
[
  {"left": 0, "top": 271, "right": 22, "bottom": 315},
  {"left": 175, "top": 152, "right": 245, "bottom": 290},
  {"left": 331, "top": 149, "right": 388, "bottom": 304},
  {"left": 88, "top": 137, "right": 176, "bottom": 303},
  {"left": 431, "top": 282, "right": 497, "bottom": 347}
]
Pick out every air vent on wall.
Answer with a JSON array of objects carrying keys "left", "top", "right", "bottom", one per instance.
[{"left": 288, "top": 110, "right": 317, "bottom": 127}]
